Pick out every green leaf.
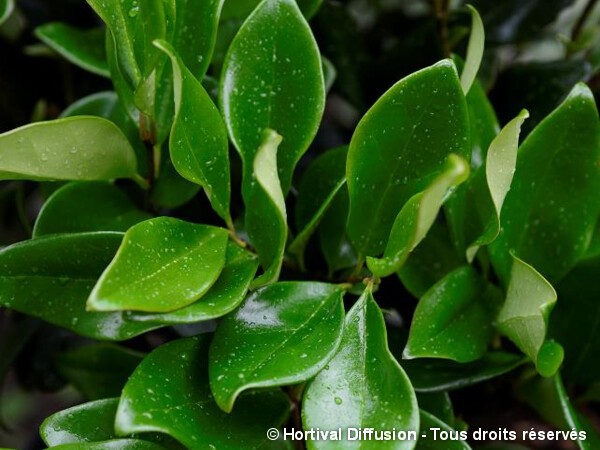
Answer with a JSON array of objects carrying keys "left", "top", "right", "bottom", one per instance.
[
  {"left": 367, "top": 154, "right": 469, "bottom": 277},
  {"left": 48, "top": 441, "right": 166, "bottom": 450},
  {"left": 0, "top": 232, "right": 163, "bottom": 340},
  {"left": 0, "top": 0, "right": 14, "bottom": 25},
  {"left": 0, "top": 117, "right": 141, "bottom": 184},
  {"left": 497, "top": 255, "right": 563, "bottom": 377},
  {"left": 116, "top": 336, "right": 290, "bottom": 449},
  {"left": 127, "top": 242, "right": 258, "bottom": 324},
  {"left": 518, "top": 374, "right": 594, "bottom": 450},
  {"left": 86, "top": 0, "right": 166, "bottom": 87},
  {"left": 447, "top": 110, "right": 528, "bottom": 262},
  {"left": 416, "top": 411, "right": 471, "bottom": 450},
  {"left": 294, "top": 146, "right": 356, "bottom": 274},
  {"left": 209, "top": 282, "right": 344, "bottom": 412},
  {"left": 88, "top": 217, "right": 228, "bottom": 313},
  {"left": 155, "top": 40, "right": 232, "bottom": 226},
  {"left": 405, "top": 266, "right": 501, "bottom": 362},
  {"left": 302, "top": 288, "right": 419, "bottom": 450},
  {"left": 151, "top": 152, "right": 201, "bottom": 209},
  {"left": 33, "top": 181, "right": 151, "bottom": 237},
  {"left": 55, "top": 343, "right": 144, "bottom": 400},
  {"left": 34, "top": 23, "right": 109, "bottom": 77},
  {"left": 245, "top": 129, "right": 287, "bottom": 287},
  {"left": 402, "top": 352, "right": 525, "bottom": 393},
  {"left": 219, "top": 0, "right": 325, "bottom": 196},
  {"left": 549, "top": 256, "right": 600, "bottom": 385},
  {"left": 460, "top": 5, "right": 484, "bottom": 95},
  {"left": 297, "top": 0, "right": 323, "bottom": 19},
  {"left": 397, "top": 222, "right": 462, "bottom": 298},
  {"left": 416, "top": 392, "right": 455, "bottom": 426},
  {"left": 346, "top": 59, "right": 469, "bottom": 257},
  {"left": 41, "top": 398, "right": 122, "bottom": 445},
  {"left": 490, "top": 83, "right": 600, "bottom": 283}
]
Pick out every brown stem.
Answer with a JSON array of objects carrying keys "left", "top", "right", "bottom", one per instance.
[
  {"left": 139, "top": 113, "right": 156, "bottom": 187},
  {"left": 572, "top": 0, "right": 599, "bottom": 42},
  {"left": 433, "top": 0, "right": 451, "bottom": 57}
]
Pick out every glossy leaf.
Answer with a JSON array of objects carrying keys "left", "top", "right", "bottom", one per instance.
[
  {"left": 220, "top": 0, "right": 325, "bottom": 195},
  {"left": 416, "top": 411, "right": 471, "bottom": 450},
  {"left": 0, "top": 117, "right": 141, "bottom": 184},
  {"left": 116, "top": 336, "right": 290, "bottom": 449},
  {"left": 245, "top": 130, "right": 287, "bottom": 287},
  {"left": 127, "top": 242, "right": 258, "bottom": 324},
  {"left": 302, "top": 288, "right": 419, "bottom": 450},
  {"left": 460, "top": 6, "right": 484, "bottom": 95},
  {"left": 398, "top": 223, "right": 462, "bottom": 298},
  {"left": 88, "top": 217, "right": 228, "bottom": 313},
  {"left": 33, "top": 181, "right": 151, "bottom": 237},
  {"left": 367, "top": 154, "right": 469, "bottom": 277},
  {"left": 497, "top": 256, "right": 563, "bottom": 377},
  {"left": 0, "top": 232, "right": 163, "bottom": 340},
  {"left": 402, "top": 352, "right": 525, "bottom": 393},
  {"left": 35, "top": 23, "right": 109, "bottom": 77},
  {"left": 48, "top": 440, "right": 166, "bottom": 450},
  {"left": 55, "top": 344, "right": 144, "bottom": 400},
  {"left": 447, "top": 110, "right": 528, "bottom": 262},
  {"left": 550, "top": 256, "right": 600, "bottom": 385},
  {"left": 405, "top": 266, "right": 501, "bottom": 362},
  {"left": 155, "top": 40, "right": 232, "bottom": 226},
  {"left": 0, "top": 0, "right": 13, "bottom": 25},
  {"left": 346, "top": 59, "right": 469, "bottom": 257},
  {"left": 294, "top": 146, "right": 356, "bottom": 274},
  {"left": 209, "top": 282, "right": 345, "bottom": 412},
  {"left": 519, "top": 374, "right": 594, "bottom": 450},
  {"left": 151, "top": 152, "right": 201, "bottom": 209},
  {"left": 490, "top": 83, "right": 600, "bottom": 283},
  {"left": 416, "top": 392, "right": 455, "bottom": 426}
]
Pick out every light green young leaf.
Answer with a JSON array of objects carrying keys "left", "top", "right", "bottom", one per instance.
[
  {"left": 0, "top": 233, "right": 163, "bottom": 341},
  {"left": 33, "top": 181, "right": 151, "bottom": 237},
  {"left": 246, "top": 129, "right": 287, "bottom": 288},
  {"left": 0, "top": 0, "right": 14, "bottom": 25},
  {"left": 116, "top": 336, "right": 290, "bottom": 449},
  {"left": 490, "top": 83, "right": 600, "bottom": 284},
  {"left": 154, "top": 39, "right": 231, "bottom": 226},
  {"left": 460, "top": 5, "right": 484, "bottom": 95},
  {"left": 367, "top": 154, "right": 469, "bottom": 277},
  {"left": 88, "top": 217, "right": 228, "bottom": 313},
  {"left": 0, "top": 116, "right": 142, "bottom": 185},
  {"left": 34, "top": 23, "right": 109, "bottom": 77},
  {"left": 209, "top": 282, "right": 345, "bottom": 412},
  {"left": 219, "top": 0, "right": 325, "bottom": 196},
  {"left": 497, "top": 255, "right": 564, "bottom": 377},
  {"left": 346, "top": 59, "right": 469, "bottom": 258},
  {"left": 404, "top": 266, "right": 501, "bottom": 362},
  {"left": 127, "top": 242, "right": 258, "bottom": 324},
  {"left": 302, "top": 288, "right": 419, "bottom": 450}
]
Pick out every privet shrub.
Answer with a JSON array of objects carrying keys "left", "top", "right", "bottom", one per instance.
[{"left": 0, "top": 0, "right": 599, "bottom": 449}]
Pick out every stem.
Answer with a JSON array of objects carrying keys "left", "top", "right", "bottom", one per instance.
[
  {"left": 433, "top": 0, "right": 451, "bottom": 57},
  {"left": 572, "top": 0, "right": 599, "bottom": 42},
  {"left": 139, "top": 113, "right": 157, "bottom": 187}
]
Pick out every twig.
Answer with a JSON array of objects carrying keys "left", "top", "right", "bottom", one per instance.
[{"left": 572, "top": 0, "right": 599, "bottom": 42}]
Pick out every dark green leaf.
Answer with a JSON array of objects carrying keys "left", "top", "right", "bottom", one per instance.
[
  {"left": 0, "top": 117, "right": 142, "bottom": 185},
  {"left": 209, "top": 282, "right": 344, "bottom": 412},
  {"left": 302, "top": 288, "right": 419, "bottom": 449},
  {"left": 490, "top": 83, "right": 600, "bottom": 283},
  {"left": 245, "top": 129, "right": 287, "bottom": 287},
  {"left": 150, "top": 152, "right": 201, "bottom": 209},
  {"left": 49, "top": 440, "right": 166, "bottom": 450},
  {"left": 88, "top": 217, "right": 228, "bottom": 313},
  {"left": 346, "top": 59, "right": 469, "bottom": 257},
  {"left": 405, "top": 266, "right": 501, "bottom": 362},
  {"left": 416, "top": 411, "right": 470, "bottom": 449},
  {"left": 0, "top": 232, "right": 163, "bottom": 340},
  {"left": 34, "top": 23, "right": 109, "bottom": 77},
  {"left": 55, "top": 344, "right": 144, "bottom": 400},
  {"left": 497, "top": 256, "right": 563, "bottom": 377},
  {"left": 127, "top": 242, "right": 258, "bottom": 324},
  {"left": 155, "top": 40, "right": 232, "bottom": 226},
  {"left": 0, "top": 0, "right": 13, "bottom": 25},
  {"left": 219, "top": 0, "right": 325, "bottom": 196},
  {"left": 402, "top": 352, "right": 525, "bottom": 393},
  {"left": 550, "top": 256, "right": 600, "bottom": 385},
  {"left": 367, "top": 154, "right": 469, "bottom": 277},
  {"left": 33, "top": 181, "right": 151, "bottom": 237},
  {"left": 397, "top": 222, "right": 462, "bottom": 298},
  {"left": 116, "top": 336, "right": 290, "bottom": 449}
]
